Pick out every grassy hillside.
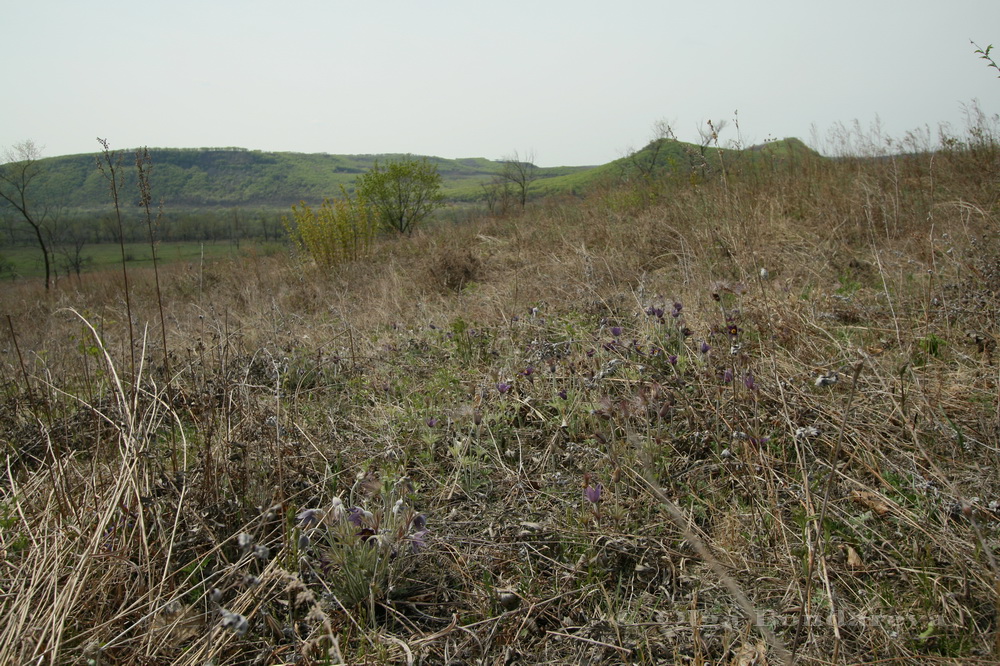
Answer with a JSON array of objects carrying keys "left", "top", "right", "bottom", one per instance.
[
  {"left": 23, "top": 148, "right": 595, "bottom": 210},
  {"left": 13, "top": 139, "right": 814, "bottom": 213},
  {"left": 1, "top": 123, "right": 998, "bottom": 664},
  {"left": 521, "top": 137, "right": 822, "bottom": 196}
]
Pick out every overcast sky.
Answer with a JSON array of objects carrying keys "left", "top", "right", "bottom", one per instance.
[{"left": 3, "top": 1, "right": 999, "bottom": 166}]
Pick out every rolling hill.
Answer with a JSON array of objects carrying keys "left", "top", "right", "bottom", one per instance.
[{"left": 11, "top": 138, "right": 818, "bottom": 212}]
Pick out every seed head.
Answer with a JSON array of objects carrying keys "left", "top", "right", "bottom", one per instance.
[
  {"left": 220, "top": 609, "right": 249, "bottom": 636},
  {"left": 815, "top": 372, "right": 839, "bottom": 387}
]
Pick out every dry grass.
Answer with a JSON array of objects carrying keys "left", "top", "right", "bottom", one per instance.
[{"left": 1, "top": 125, "right": 1000, "bottom": 664}]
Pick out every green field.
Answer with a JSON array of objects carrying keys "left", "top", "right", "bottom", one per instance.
[{"left": 0, "top": 240, "right": 283, "bottom": 280}]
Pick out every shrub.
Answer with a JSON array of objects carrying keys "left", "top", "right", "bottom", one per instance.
[{"left": 283, "top": 187, "right": 377, "bottom": 267}]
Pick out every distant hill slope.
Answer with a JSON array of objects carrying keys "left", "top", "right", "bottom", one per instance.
[
  {"left": 529, "top": 136, "right": 823, "bottom": 195},
  {"left": 16, "top": 139, "right": 816, "bottom": 211},
  {"left": 24, "top": 149, "right": 590, "bottom": 210}
]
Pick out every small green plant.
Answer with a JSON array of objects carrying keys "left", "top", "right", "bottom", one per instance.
[
  {"left": 450, "top": 316, "right": 486, "bottom": 364},
  {"left": 836, "top": 272, "right": 863, "bottom": 296},
  {"left": 972, "top": 41, "right": 1000, "bottom": 79},
  {"left": 914, "top": 333, "right": 946, "bottom": 365},
  {"left": 296, "top": 484, "right": 429, "bottom": 622}
]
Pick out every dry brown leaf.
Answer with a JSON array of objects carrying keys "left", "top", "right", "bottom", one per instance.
[
  {"left": 846, "top": 545, "right": 863, "bottom": 568},
  {"left": 850, "top": 490, "right": 891, "bottom": 516},
  {"left": 731, "top": 640, "right": 768, "bottom": 666},
  {"left": 151, "top": 603, "right": 203, "bottom": 642}
]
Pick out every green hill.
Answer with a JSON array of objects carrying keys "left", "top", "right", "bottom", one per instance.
[
  {"left": 21, "top": 148, "right": 592, "bottom": 211},
  {"left": 10, "top": 139, "right": 816, "bottom": 213}
]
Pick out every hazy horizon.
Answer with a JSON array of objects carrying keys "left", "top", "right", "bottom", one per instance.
[{"left": 3, "top": 1, "right": 1000, "bottom": 167}]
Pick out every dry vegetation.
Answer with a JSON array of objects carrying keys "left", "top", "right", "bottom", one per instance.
[{"left": 2, "top": 118, "right": 1000, "bottom": 665}]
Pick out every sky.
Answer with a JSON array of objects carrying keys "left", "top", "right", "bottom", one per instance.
[{"left": 3, "top": 0, "right": 1000, "bottom": 167}]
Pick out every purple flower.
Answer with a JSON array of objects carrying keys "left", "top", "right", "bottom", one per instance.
[
  {"left": 426, "top": 417, "right": 439, "bottom": 428},
  {"left": 700, "top": 341, "right": 711, "bottom": 354},
  {"left": 667, "top": 354, "right": 678, "bottom": 366},
  {"left": 497, "top": 382, "right": 512, "bottom": 394},
  {"left": 672, "top": 302, "right": 683, "bottom": 317},
  {"left": 520, "top": 366, "right": 535, "bottom": 377},
  {"left": 557, "top": 388, "right": 568, "bottom": 400},
  {"left": 610, "top": 326, "right": 623, "bottom": 338},
  {"left": 411, "top": 513, "right": 427, "bottom": 530},
  {"left": 409, "top": 529, "right": 429, "bottom": 553},
  {"left": 722, "top": 369, "right": 734, "bottom": 383},
  {"left": 584, "top": 483, "right": 603, "bottom": 504},
  {"left": 347, "top": 507, "right": 371, "bottom": 527},
  {"left": 743, "top": 374, "right": 757, "bottom": 390}
]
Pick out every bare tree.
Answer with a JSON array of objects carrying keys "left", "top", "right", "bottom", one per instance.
[
  {"left": 480, "top": 176, "right": 514, "bottom": 216},
  {"left": 499, "top": 150, "right": 538, "bottom": 208},
  {"left": 697, "top": 119, "right": 728, "bottom": 153},
  {"left": 0, "top": 141, "right": 52, "bottom": 290},
  {"left": 56, "top": 223, "right": 91, "bottom": 279},
  {"left": 621, "top": 119, "right": 677, "bottom": 182}
]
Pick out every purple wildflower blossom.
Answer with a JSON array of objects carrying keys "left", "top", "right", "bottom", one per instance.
[
  {"left": 347, "top": 507, "right": 368, "bottom": 527},
  {"left": 497, "top": 382, "right": 512, "bottom": 394},
  {"left": 410, "top": 529, "right": 429, "bottom": 553},
  {"left": 584, "top": 483, "right": 603, "bottom": 504},
  {"left": 297, "top": 508, "right": 323, "bottom": 528}
]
